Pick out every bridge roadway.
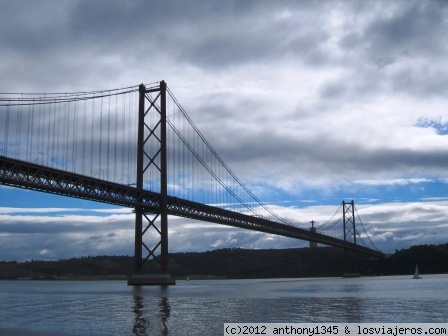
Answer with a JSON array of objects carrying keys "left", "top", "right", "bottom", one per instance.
[{"left": 0, "top": 156, "right": 383, "bottom": 258}]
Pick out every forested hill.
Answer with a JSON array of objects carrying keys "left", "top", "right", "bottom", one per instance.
[{"left": 0, "top": 244, "right": 447, "bottom": 280}]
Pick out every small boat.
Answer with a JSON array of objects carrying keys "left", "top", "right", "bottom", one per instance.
[{"left": 412, "top": 264, "right": 422, "bottom": 279}]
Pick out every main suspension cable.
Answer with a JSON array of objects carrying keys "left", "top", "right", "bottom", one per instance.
[{"left": 167, "top": 87, "right": 298, "bottom": 227}]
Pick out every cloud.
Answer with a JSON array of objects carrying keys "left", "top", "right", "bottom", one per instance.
[
  {"left": 0, "top": 205, "right": 304, "bottom": 260},
  {"left": 354, "top": 178, "right": 433, "bottom": 186},
  {"left": 362, "top": 1, "right": 447, "bottom": 61},
  {"left": 2, "top": 199, "right": 448, "bottom": 260},
  {"left": 0, "top": 207, "right": 136, "bottom": 260},
  {"left": 353, "top": 201, "right": 448, "bottom": 251}
]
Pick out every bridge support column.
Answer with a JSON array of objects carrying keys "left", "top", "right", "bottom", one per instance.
[
  {"left": 343, "top": 200, "right": 356, "bottom": 247},
  {"left": 309, "top": 220, "right": 317, "bottom": 248},
  {"left": 342, "top": 200, "right": 359, "bottom": 277},
  {"left": 128, "top": 81, "right": 175, "bottom": 286}
]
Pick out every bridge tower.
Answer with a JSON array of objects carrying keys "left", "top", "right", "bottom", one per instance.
[
  {"left": 128, "top": 81, "right": 175, "bottom": 285},
  {"left": 343, "top": 200, "right": 356, "bottom": 246},
  {"left": 342, "top": 200, "right": 359, "bottom": 276}
]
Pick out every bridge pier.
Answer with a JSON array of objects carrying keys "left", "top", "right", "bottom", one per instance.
[
  {"left": 342, "top": 200, "right": 360, "bottom": 277},
  {"left": 128, "top": 274, "right": 175, "bottom": 286}
]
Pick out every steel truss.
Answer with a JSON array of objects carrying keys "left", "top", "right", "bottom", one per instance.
[
  {"left": 0, "top": 155, "right": 383, "bottom": 259},
  {"left": 0, "top": 155, "right": 160, "bottom": 210}
]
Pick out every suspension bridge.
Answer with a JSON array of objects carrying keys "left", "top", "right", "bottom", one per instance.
[{"left": 0, "top": 81, "right": 383, "bottom": 285}]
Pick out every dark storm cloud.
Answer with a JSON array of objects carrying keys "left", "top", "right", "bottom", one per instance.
[
  {"left": 64, "top": 0, "right": 327, "bottom": 70},
  {"left": 0, "top": 0, "right": 331, "bottom": 86},
  {"left": 0, "top": 1, "right": 68, "bottom": 53},
  {"left": 67, "top": 0, "right": 263, "bottom": 66},
  {"left": 176, "top": 11, "right": 328, "bottom": 68},
  {"left": 2, "top": 0, "right": 445, "bottom": 79},
  {"left": 318, "top": 1, "right": 448, "bottom": 102},
  {"left": 363, "top": 1, "right": 447, "bottom": 59}
]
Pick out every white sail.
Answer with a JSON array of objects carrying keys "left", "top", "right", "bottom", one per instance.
[{"left": 413, "top": 264, "right": 422, "bottom": 279}]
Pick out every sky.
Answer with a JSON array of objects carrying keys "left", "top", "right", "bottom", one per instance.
[{"left": 1, "top": 0, "right": 448, "bottom": 261}]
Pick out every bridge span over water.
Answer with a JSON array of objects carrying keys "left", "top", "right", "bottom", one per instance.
[{"left": 0, "top": 81, "right": 383, "bottom": 285}]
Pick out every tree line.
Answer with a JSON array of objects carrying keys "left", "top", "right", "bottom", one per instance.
[{"left": 0, "top": 243, "right": 447, "bottom": 280}]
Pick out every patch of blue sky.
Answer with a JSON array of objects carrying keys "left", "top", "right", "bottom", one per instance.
[
  {"left": 0, "top": 186, "right": 123, "bottom": 214},
  {"left": 348, "top": 178, "right": 448, "bottom": 204},
  {"left": 271, "top": 179, "right": 446, "bottom": 208},
  {"left": 415, "top": 117, "right": 448, "bottom": 135},
  {"left": 247, "top": 179, "right": 442, "bottom": 208}
]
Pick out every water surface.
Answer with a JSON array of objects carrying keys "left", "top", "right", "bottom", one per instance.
[{"left": 0, "top": 275, "right": 447, "bottom": 335}]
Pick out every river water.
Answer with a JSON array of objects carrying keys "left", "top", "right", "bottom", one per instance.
[{"left": 0, "top": 275, "right": 447, "bottom": 335}]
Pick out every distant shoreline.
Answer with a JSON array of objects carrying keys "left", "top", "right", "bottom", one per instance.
[{"left": 1, "top": 244, "right": 447, "bottom": 280}]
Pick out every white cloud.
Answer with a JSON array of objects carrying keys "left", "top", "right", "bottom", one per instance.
[
  {"left": 39, "top": 249, "right": 50, "bottom": 255},
  {"left": 354, "top": 178, "right": 433, "bottom": 186},
  {"left": 1, "top": 198, "right": 447, "bottom": 260}
]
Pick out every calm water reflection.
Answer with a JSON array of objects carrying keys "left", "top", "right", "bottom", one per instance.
[{"left": 132, "top": 285, "right": 171, "bottom": 336}]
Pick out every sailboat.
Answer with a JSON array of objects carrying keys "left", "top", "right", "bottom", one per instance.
[{"left": 412, "top": 264, "right": 422, "bottom": 279}]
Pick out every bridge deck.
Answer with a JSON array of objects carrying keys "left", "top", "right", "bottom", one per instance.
[{"left": 0, "top": 155, "right": 383, "bottom": 258}]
